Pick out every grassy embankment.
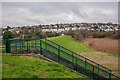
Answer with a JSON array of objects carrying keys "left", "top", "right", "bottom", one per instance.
[
  {"left": 47, "top": 35, "right": 119, "bottom": 76},
  {"left": 2, "top": 54, "right": 87, "bottom": 78},
  {"left": 2, "top": 35, "right": 119, "bottom": 77},
  {"left": 47, "top": 35, "right": 119, "bottom": 57}
]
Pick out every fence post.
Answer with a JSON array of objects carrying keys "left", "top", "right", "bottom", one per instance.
[
  {"left": 45, "top": 38, "right": 47, "bottom": 49},
  {"left": 98, "top": 64, "right": 99, "bottom": 74},
  {"left": 22, "top": 39, "right": 24, "bottom": 53},
  {"left": 85, "top": 58, "right": 87, "bottom": 69},
  {"left": 6, "top": 39, "right": 11, "bottom": 53},
  {"left": 76, "top": 58, "right": 77, "bottom": 71},
  {"left": 35, "top": 39, "right": 36, "bottom": 49},
  {"left": 20, "top": 39, "right": 21, "bottom": 51},
  {"left": 93, "top": 65, "right": 94, "bottom": 79},
  {"left": 27, "top": 40, "right": 28, "bottom": 53},
  {"left": 40, "top": 40, "right": 42, "bottom": 55},
  {"left": 58, "top": 45, "right": 60, "bottom": 63},
  {"left": 15, "top": 40, "right": 17, "bottom": 52},
  {"left": 109, "top": 70, "right": 111, "bottom": 80},
  {"left": 72, "top": 52, "right": 73, "bottom": 62}
]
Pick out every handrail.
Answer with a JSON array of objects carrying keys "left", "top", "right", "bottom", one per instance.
[
  {"left": 45, "top": 38, "right": 111, "bottom": 72},
  {"left": 45, "top": 38, "right": 120, "bottom": 79},
  {"left": 41, "top": 39, "right": 111, "bottom": 78},
  {"left": 1, "top": 38, "right": 120, "bottom": 79}
]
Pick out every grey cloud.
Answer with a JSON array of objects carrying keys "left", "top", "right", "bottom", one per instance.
[{"left": 2, "top": 2, "right": 118, "bottom": 27}]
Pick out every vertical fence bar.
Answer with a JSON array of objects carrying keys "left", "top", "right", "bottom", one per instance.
[
  {"left": 76, "top": 58, "right": 78, "bottom": 71},
  {"left": 58, "top": 45, "right": 60, "bottom": 63},
  {"left": 22, "top": 39, "right": 24, "bottom": 53},
  {"left": 15, "top": 40, "right": 17, "bottom": 52},
  {"left": 40, "top": 40, "right": 42, "bottom": 55},
  {"left": 29, "top": 40, "right": 30, "bottom": 52},
  {"left": 6, "top": 39, "right": 11, "bottom": 53},
  {"left": 22, "top": 39, "right": 23, "bottom": 53},
  {"left": 93, "top": 65, "right": 94, "bottom": 79},
  {"left": 31, "top": 39, "right": 33, "bottom": 54},
  {"left": 109, "top": 70, "right": 111, "bottom": 80},
  {"left": 45, "top": 38, "right": 47, "bottom": 49},
  {"left": 98, "top": 64, "right": 99, "bottom": 74},
  {"left": 35, "top": 39, "right": 36, "bottom": 49},
  {"left": 27, "top": 40, "right": 28, "bottom": 53},
  {"left": 85, "top": 58, "right": 87, "bottom": 69},
  {"left": 20, "top": 39, "right": 21, "bottom": 52},
  {"left": 28, "top": 39, "right": 30, "bottom": 53},
  {"left": 72, "top": 52, "right": 73, "bottom": 62}
]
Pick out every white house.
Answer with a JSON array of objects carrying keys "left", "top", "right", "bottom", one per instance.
[
  {"left": 72, "top": 27, "right": 78, "bottom": 30},
  {"left": 57, "top": 28, "right": 65, "bottom": 32},
  {"left": 65, "top": 27, "right": 71, "bottom": 31}
]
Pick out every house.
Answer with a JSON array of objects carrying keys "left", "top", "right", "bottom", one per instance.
[
  {"left": 65, "top": 27, "right": 71, "bottom": 31},
  {"left": 72, "top": 27, "right": 78, "bottom": 30},
  {"left": 57, "top": 28, "right": 65, "bottom": 32}
]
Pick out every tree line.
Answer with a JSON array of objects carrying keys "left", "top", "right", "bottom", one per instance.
[
  {"left": 2, "top": 31, "right": 61, "bottom": 40},
  {"left": 65, "top": 29, "right": 120, "bottom": 42}
]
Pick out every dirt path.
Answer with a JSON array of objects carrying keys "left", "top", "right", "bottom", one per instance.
[{"left": 78, "top": 52, "right": 119, "bottom": 77}]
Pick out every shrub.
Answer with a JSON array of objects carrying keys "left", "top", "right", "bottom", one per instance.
[
  {"left": 72, "top": 30, "right": 90, "bottom": 42},
  {"left": 3, "top": 31, "right": 15, "bottom": 40},
  {"left": 92, "top": 32, "right": 106, "bottom": 38}
]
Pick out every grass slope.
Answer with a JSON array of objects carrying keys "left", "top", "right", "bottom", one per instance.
[
  {"left": 2, "top": 54, "right": 87, "bottom": 78},
  {"left": 47, "top": 36, "right": 119, "bottom": 57},
  {"left": 47, "top": 36, "right": 119, "bottom": 76},
  {"left": 48, "top": 36, "right": 95, "bottom": 53}
]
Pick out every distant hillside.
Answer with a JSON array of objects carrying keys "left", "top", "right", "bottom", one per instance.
[{"left": 47, "top": 35, "right": 95, "bottom": 53}]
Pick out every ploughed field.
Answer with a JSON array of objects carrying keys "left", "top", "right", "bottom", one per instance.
[{"left": 83, "top": 38, "right": 118, "bottom": 55}]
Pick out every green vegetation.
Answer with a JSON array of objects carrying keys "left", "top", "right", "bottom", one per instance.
[
  {"left": 47, "top": 36, "right": 120, "bottom": 57},
  {"left": 3, "top": 31, "right": 15, "bottom": 40},
  {"left": 100, "top": 52, "right": 120, "bottom": 58},
  {"left": 2, "top": 54, "right": 87, "bottom": 78},
  {"left": 47, "top": 35, "right": 95, "bottom": 53},
  {"left": 2, "top": 35, "right": 118, "bottom": 78}
]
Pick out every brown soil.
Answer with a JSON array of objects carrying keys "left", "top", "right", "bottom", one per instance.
[{"left": 83, "top": 38, "right": 118, "bottom": 54}]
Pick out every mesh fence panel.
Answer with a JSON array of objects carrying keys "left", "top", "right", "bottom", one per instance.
[{"left": 1, "top": 38, "right": 119, "bottom": 79}]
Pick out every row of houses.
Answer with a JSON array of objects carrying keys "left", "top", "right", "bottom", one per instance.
[{"left": 2, "top": 23, "right": 119, "bottom": 34}]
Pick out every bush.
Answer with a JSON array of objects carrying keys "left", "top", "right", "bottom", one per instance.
[
  {"left": 72, "top": 30, "right": 90, "bottom": 42},
  {"left": 92, "top": 32, "right": 106, "bottom": 38},
  {"left": 3, "top": 31, "right": 15, "bottom": 40}
]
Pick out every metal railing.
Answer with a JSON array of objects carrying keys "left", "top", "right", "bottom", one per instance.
[{"left": 1, "top": 38, "right": 120, "bottom": 80}]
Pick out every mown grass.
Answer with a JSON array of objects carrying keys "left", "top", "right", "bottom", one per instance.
[
  {"left": 47, "top": 36, "right": 120, "bottom": 57},
  {"left": 47, "top": 36, "right": 95, "bottom": 53},
  {"left": 101, "top": 52, "right": 120, "bottom": 58},
  {"left": 2, "top": 54, "right": 87, "bottom": 78}
]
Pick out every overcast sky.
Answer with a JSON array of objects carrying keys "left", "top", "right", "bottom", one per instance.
[{"left": 2, "top": 2, "right": 118, "bottom": 27}]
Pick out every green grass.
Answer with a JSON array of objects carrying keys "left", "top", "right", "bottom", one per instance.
[
  {"left": 2, "top": 54, "right": 87, "bottom": 78},
  {"left": 1, "top": 35, "right": 95, "bottom": 53},
  {"left": 47, "top": 36, "right": 120, "bottom": 57},
  {"left": 47, "top": 36, "right": 95, "bottom": 53},
  {"left": 1, "top": 36, "right": 117, "bottom": 78},
  {"left": 101, "top": 52, "right": 120, "bottom": 58}
]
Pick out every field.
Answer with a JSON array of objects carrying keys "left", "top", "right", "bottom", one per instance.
[
  {"left": 83, "top": 38, "right": 118, "bottom": 54},
  {"left": 47, "top": 36, "right": 119, "bottom": 77},
  {"left": 47, "top": 36, "right": 95, "bottom": 53},
  {"left": 2, "top": 35, "right": 119, "bottom": 78},
  {"left": 2, "top": 53, "right": 87, "bottom": 78}
]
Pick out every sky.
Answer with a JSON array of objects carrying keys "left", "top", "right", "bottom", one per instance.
[{"left": 1, "top": 1, "right": 119, "bottom": 27}]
